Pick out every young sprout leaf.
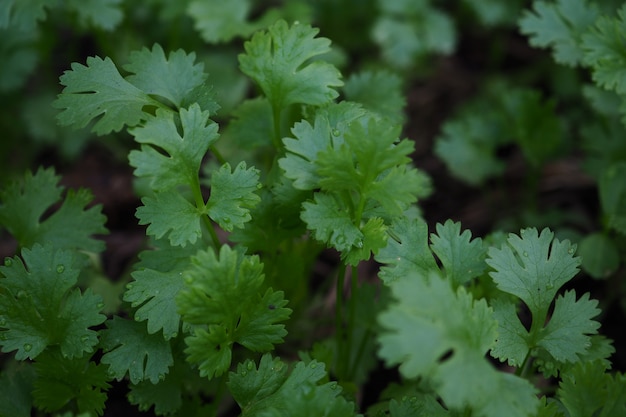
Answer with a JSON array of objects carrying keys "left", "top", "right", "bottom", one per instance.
[
  {"left": 100, "top": 317, "right": 174, "bottom": 384},
  {"left": 129, "top": 104, "right": 219, "bottom": 192},
  {"left": 177, "top": 246, "right": 291, "bottom": 379},
  {"left": 239, "top": 19, "right": 343, "bottom": 111},
  {"left": 0, "top": 244, "right": 105, "bottom": 360}
]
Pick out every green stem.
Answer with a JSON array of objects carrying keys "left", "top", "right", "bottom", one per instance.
[
  {"left": 346, "top": 265, "right": 358, "bottom": 372},
  {"left": 210, "top": 145, "right": 227, "bottom": 166},
  {"left": 191, "top": 176, "right": 221, "bottom": 249},
  {"left": 271, "top": 104, "right": 283, "bottom": 151},
  {"left": 335, "top": 263, "right": 347, "bottom": 378}
]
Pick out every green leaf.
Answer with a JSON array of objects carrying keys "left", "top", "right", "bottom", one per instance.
[
  {"left": 136, "top": 190, "right": 203, "bottom": 247},
  {"left": 582, "top": 5, "right": 626, "bottom": 94},
  {"left": 0, "top": 167, "right": 107, "bottom": 252},
  {"left": 301, "top": 193, "right": 363, "bottom": 254},
  {"left": 124, "top": 44, "right": 217, "bottom": 111},
  {"left": 0, "top": 27, "right": 38, "bottom": 92},
  {"left": 490, "top": 298, "right": 530, "bottom": 367},
  {"left": 538, "top": 290, "right": 600, "bottom": 363},
  {"left": 388, "top": 396, "right": 449, "bottom": 417},
  {"left": 342, "top": 217, "right": 388, "bottom": 266},
  {"left": 187, "top": 0, "right": 254, "bottom": 43},
  {"left": 430, "top": 220, "right": 486, "bottom": 287},
  {"left": 239, "top": 19, "right": 343, "bottom": 110},
  {"left": 519, "top": 0, "right": 599, "bottom": 66},
  {"left": 65, "top": 0, "right": 123, "bottom": 30},
  {"left": 32, "top": 350, "right": 110, "bottom": 416},
  {"left": 227, "top": 354, "right": 354, "bottom": 416},
  {"left": 100, "top": 317, "right": 173, "bottom": 384},
  {"left": 558, "top": 361, "right": 626, "bottom": 417},
  {"left": 378, "top": 271, "right": 538, "bottom": 416},
  {"left": 206, "top": 161, "right": 261, "bottom": 231},
  {"left": 486, "top": 228, "right": 580, "bottom": 319},
  {"left": 343, "top": 70, "right": 406, "bottom": 125},
  {"left": 578, "top": 232, "right": 620, "bottom": 279},
  {"left": 124, "top": 240, "right": 199, "bottom": 340},
  {"left": 129, "top": 104, "right": 219, "bottom": 192},
  {"left": 0, "top": 0, "right": 51, "bottom": 29},
  {"left": 54, "top": 55, "right": 157, "bottom": 135},
  {"left": 280, "top": 102, "right": 366, "bottom": 190},
  {"left": 177, "top": 246, "right": 291, "bottom": 378},
  {"left": 375, "top": 217, "right": 438, "bottom": 284},
  {"left": 0, "top": 362, "right": 35, "bottom": 417},
  {"left": 0, "top": 244, "right": 105, "bottom": 360}
]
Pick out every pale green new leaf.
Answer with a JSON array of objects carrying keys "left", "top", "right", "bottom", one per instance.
[
  {"left": 136, "top": 191, "right": 203, "bottom": 247},
  {"left": 0, "top": 244, "right": 105, "bottom": 360},
  {"left": 54, "top": 56, "right": 157, "bottom": 135},
  {"left": 239, "top": 19, "right": 343, "bottom": 110},
  {"left": 100, "top": 317, "right": 173, "bottom": 384},
  {"left": 430, "top": 220, "right": 486, "bottom": 287},
  {"left": 582, "top": 5, "right": 626, "bottom": 95},
  {"left": 519, "top": 0, "right": 599, "bottom": 66},
  {"left": 206, "top": 162, "right": 261, "bottom": 231},
  {"left": 129, "top": 104, "right": 219, "bottom": 192}
]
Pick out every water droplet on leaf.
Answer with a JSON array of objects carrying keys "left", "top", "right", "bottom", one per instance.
[
  {"left": 523, "top": 251, "right": 529, "bottom": 257},
  {"left": 310, "top": 362, "right": 317, "bottom": 369},
  {"left": 81, "top": 335, "right": 90, "bottom": 343},
  {"left": 330, "top": 382, "right": 337, "bottom": 390},
  {"left": 16, "top": 290, "right": 28, "bottom": 299},
  {"left": 568, "top": 247, "right": 575, "bottom": 255},
  {"left": 241, "top": 370, "right": 247, "bottom": 377},
  {"left": 23, "top": 343, "right": 32, "bottom": 352},
  {"left": 355, "top": 240, "right": 364, "bottom": 248},
  {"left": 97, "top": 302, "right": 105, "bottom": 309},
  {"left": 3, "top": 258, "right": 12, "bottom": 267},
  {"left": 247, "top": 362, "right": 254, "bottom": 371},
  {"left": 56, "top": 264, "right": 65, "bottom": 273},
  {"left": 332, "top": 129, "right": 340, "bottom": 136},
  {"left": 158, "top": 373, "right": 166, "bottom": 381}
]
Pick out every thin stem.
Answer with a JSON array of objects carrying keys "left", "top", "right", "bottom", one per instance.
[
  {"left": 271, "top": 104, "right": 283, "bottom": 151},
  {"left": 346, "top": 264, "right": 358, "bottom": 373},
  {"left": 210, "top": 145, "right": 226, "bottom": 166},
  {"left": 191, "top": 176, "right": 221, "bottom": 249},
  {"left": 335, "top": 262, "right": 347, "bottom": 378}
]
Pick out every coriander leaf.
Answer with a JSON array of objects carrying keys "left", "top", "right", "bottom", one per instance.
[
  {"left": 485, "top": 228, "right": 580, "bottom": 320},
  {"left": 430, "top": 220, "right": 486, "bottom": 287},
  {"left": 0, "top": 167, "right": 107, "bottom": 252},
  {"left": 206, "top": 161, "right": 261, "bottom": 231},
  {"left": 558, "top": 361, "right": 626, "bottom": 417},
  {"left": 388, "top": 396, "right": 449, "bottom": 417},
  {"left": 578, "top": 232, "right": 620, "bottom": 278},
  {"left": 54, "top": 56, "right": 157, "bottom": 135},
  {"left": 582, "top": 5, "right": 626, "bottom": 95},
  {"left": 32, "top": 350, "right": 110, "bottom": 416},
  {"left": 0, "top": 244, "right": 105, "bottom": 360},
  {"left": 136, "top": 190, "right": 203, "bottom": 247},
  {"left": 124, "top": 44, "right": 217, "bottom": 111},
  {"left": 222, "top": 98, "right": 274, "bottom": 158},
  {"left": 187, "top": 0, "right": 254, "bottom": 43},
  {"left": 239, "top": 19, "right": 343, "bottom": 111},
  {"left": 177, "top": 246, "right": 291, "bottom": 378},
  {"left": 599, "top": 162, "right": 626, "bottom": 235},
  {"left": 228, "top": 354, "right": 353, "bottom": 416},
  {"left": 490, "top": 298, "right": 530, "bottom": 367},
  {"left": 0, "top": 0, "right": 50, "bottom": 29},
  {"left": 518, "top": 0, "right": 599, "bottom": 66},
  {"left": 301, "top": 193, "right": 362, "bottom": 254},
  {"left": 343, "top": 69, "right": 406, "bottom": 125},
  {"left": 128, "top": 104, "right": 219, "bottom": 192},
  {"left": 378, "top": 271, "right": 537, "bottom": 416},
  {"left": 375, "top": 217, "right": 438, "bottom": 284},
  {"left": 378, "top": 271, "right": 497, "bottom": 380},
  {"left": 124, "top": 238, "right": 203, "bottom": 340},
  {"left": 0, "top": 362, "right": 35, "bottom": 417},
  {"left": 342, "top": 216, "right": 388, "bottom": 266},
  {"left": 538, "top": 290, "right": 600, "bottom": 363},
  {"left": 0, "top": 26, "right": 38, "bottom": 92},
  {"left": 65, "top": 0, "right": 123, "bottom": 31},
  {"left": 279, "top": 102, "right": 366, "bottom": 190},
  {"left": 100, "top": 317, "right": 173, "bottom": 384}
]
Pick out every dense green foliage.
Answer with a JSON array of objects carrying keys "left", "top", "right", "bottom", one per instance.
[{"left": 1, "top": 1, "right": 626, "bottom": 416}]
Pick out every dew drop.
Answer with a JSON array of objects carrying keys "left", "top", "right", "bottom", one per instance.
[
  {"left": 223, "top": 217, "right": 231, "bottom": 224},
  {"left": 126, "top": 283, "right": 134, "bottom": 290},
  {"left": 23, "top": 343, "right": 32, "bottom": 352},
  {"left": 546, "top": 283, "right": 554, "bottom": 290},
  {"left": 309, "top": 362, "right": 317, "bottom": 369},
  {"left": 247, "top": 362, "right": 254, "bottom": 371},
  {"left": 158, "top": 373, "right": 166, "bottom": 381},
  {"left": 330, "top": 382, "right": 337, "bottom": 390},
  {"left": 332, "top": 129, "right": 340, "bottom": 137},
  {"left": 568, "top": 247, "right": 575, "bottom": 255},
  {"left": 56, "top": 264, "right": 65, "bottom": 274},
  {"left": 81, "top": 335, "right": 90, "bottom": 343},
  {"left": 0, "top": 316, "right": 6, "bottom": 327},
  {"left": 241, "top": 370, "right": 247, "bottom": 377},
  {"left": 256, "top": 183, "right": 263, "bottom": 190},
  {"left": 523, "top": 251, "right": 529, "bottom": 257},
  {"left": 97, "top": 302, "right": 105, "bottom": 309},
  {"left": 355, "top": 240, "right": 364, "bottom": 249},
  {"left": 16, "top": 290, "right": 28, "bottom": 299},
  {"left": 3, "top": 258, "right": 12, "bottom": 267}
]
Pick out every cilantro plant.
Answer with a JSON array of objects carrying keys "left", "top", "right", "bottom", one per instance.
[{"left": 1, "top": 2, "right": 626, "bottom": 417}]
